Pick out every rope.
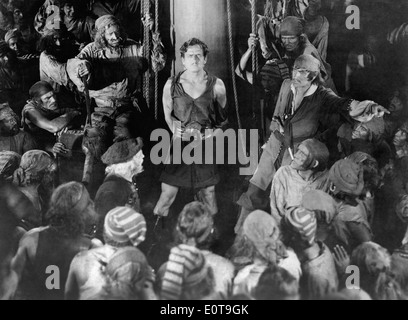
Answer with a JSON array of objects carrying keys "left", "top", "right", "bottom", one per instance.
[
  {"left": 251, "top": 0, "right": 258, "bottom": 120},
  {"left": 251, "top": 0, "right": 259, "bottom": 78},
  {"left": 143, "top": 0, "right": 151, "bottom": 109},
  {"left": 227, "top": 0, "right": 241, "bottom": 131},
  {"left": 154, "top": 0, "right": 159, "bottom": 120},
  {"left": 227, "top": 0, "right": 248, "bottom": 158}
]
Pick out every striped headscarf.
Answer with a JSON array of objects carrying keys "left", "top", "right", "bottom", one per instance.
[
  {"left": 161, "top": 244, "right": 210, "bottom": 300},
  {"left": 284, "top": 207, "right": 317, "bottom": 247},
  {"left": 0, "top": 151, "right": 21, "bottom": 180},
  {"left": 104, "top": 207, "right": 146, "bottom": 247}
]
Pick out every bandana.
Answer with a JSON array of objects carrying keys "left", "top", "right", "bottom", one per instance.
[
  {"left": 294, "top": 54, "right": 321, "bottom": 73},
  {"left": 105, "top": 247, "right": 149, "bottom": 289},
  {"left": 284, "top": 206, "right": 317, "bottom": 246},
  {"left": 29, "top": 81, "right": 54, "bottom": 100},
  {"left": 95, "top": 15, "right": 119, "bottom": 31},
  {"left": 13, "top": 150, "right": 54, "bottom": 186},
  {"left": 280, "top": 16, "right": 305, "bottom": 36},
  {"left": 161, "top": 245, "right": 210, "bottom": 300},
  {"left": 329, "top": 159, "right": 364, "bottom": 196},
  {"left": 243, "top": 210, "right": 288, "bottom": 262},
  {"left": 104, "top": 206, "right": 147, "bottom": 247}
]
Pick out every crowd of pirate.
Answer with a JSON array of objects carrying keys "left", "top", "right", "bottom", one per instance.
[{"left": 2, "top": 0, "right": 408, "bottom": 300}]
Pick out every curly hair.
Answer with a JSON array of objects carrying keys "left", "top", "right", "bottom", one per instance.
[
  {"left": 94, "top": 21, "right": 128, "bottom": 50},
  {"left": 37, "top": 29, "right": 66, "bottom": 61},
  {"left": 173, "top": 201, "right": 216, "bottom": 250},
  {"left": 45, "top": 182, "right": 91, "bottom": 238},
  {"left": 180, "top": 38, "right": 209, "bottom": 58},
  {"left": 351, "top": 242, "right": 405, "bottom": 300}
]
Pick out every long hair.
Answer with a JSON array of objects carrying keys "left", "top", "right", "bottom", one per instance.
[
  {"left": 45, "top": 182, "right": 91, "bottom": 238},
  {"left": 38, "top": 29, "right": 64, "bottom": 61},
  {"left": 94, "top": 22, "right": 128, "bottom": 50},
  {"left": 172, "top": 201, "right": 217, "bottom": 250}
]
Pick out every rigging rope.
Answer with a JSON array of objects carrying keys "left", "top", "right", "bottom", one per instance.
[
  {"left": 251, "top": 0, "right": 259, "bottom": 77},
  {"left": 251, "top": 0, "right": 258, "bottom": 120},
  {"left": 227, "top": 0, "right": 249, "bottom": 159},
  {"left": 154, "top": 0, "right": 159, "bottom": 120},
  {"left": 143, "top": 0, "right": 151, "bottom": 109},
  {"left": 226, "top": 0, "right": 241, "bottom": 131}
]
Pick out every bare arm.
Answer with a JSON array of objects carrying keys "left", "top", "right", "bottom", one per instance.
[
  {"left": 65, "top": 256, "right": 81, "bottom": 300},
  {"left": 206, "top": 79, "right": 228, "bottom": 139},
  {"left": 9, "top": 230, "right": 40, "bottom": 298},
  {"left": 235, "top": 34, "right": 259, "bottom": 84},
  {"left": 162, "top": 80, "right": 177, "bottom": 134},
  {"left": 235, "top": 48, "right": 253, "bottom": 84},
  {"left": 26, "top": 109, "right": 79, "bottom": 134}
]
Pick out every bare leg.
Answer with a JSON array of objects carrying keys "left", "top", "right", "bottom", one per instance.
[{"left": 153, "top": 183, "right": 179, "bottom": 217}]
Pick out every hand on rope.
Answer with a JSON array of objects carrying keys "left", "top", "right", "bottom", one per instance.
[{"left": 248, "top": 33, "right": 260, "bottom": 49}]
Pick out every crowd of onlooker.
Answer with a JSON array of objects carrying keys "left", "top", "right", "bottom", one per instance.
[{"left": 1, "top": 0, "right": 408, "bottom": 300}]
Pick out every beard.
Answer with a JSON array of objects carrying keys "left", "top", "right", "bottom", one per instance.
[{"left": 47, "top": 46, "right": 67, "bottom": 63}]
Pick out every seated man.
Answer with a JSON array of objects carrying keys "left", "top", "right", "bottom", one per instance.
[
  {"left": 91, "top": 0, "right": 148, "bottom": 41},
  {"left": 5, "top": 28, "right": 38, "bottom": 59},
  {"left": 269, "top": 138, "right": 331, "bottom": 223},
  {"left": 68, "top": 14, "right": 164, "bottom": 119},
  {"left": 5, "top": 29, "right": 40, "bottom": 92},
  {"left": 67, "top": 14, "right": 164, "bottom": 161},
  {"left": 0, "top": 101, "right": 37, "bottom": 154},
  {"left": 21, "top": 81, "right": 80, "bottom": 153},
  {"left": 235, "top": 54, "right": 389, "bottom": 235}
]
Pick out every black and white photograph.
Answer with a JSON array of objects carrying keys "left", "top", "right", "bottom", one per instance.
[{"left": 1, "top": 0, "right": 408, "bottom": 302}]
